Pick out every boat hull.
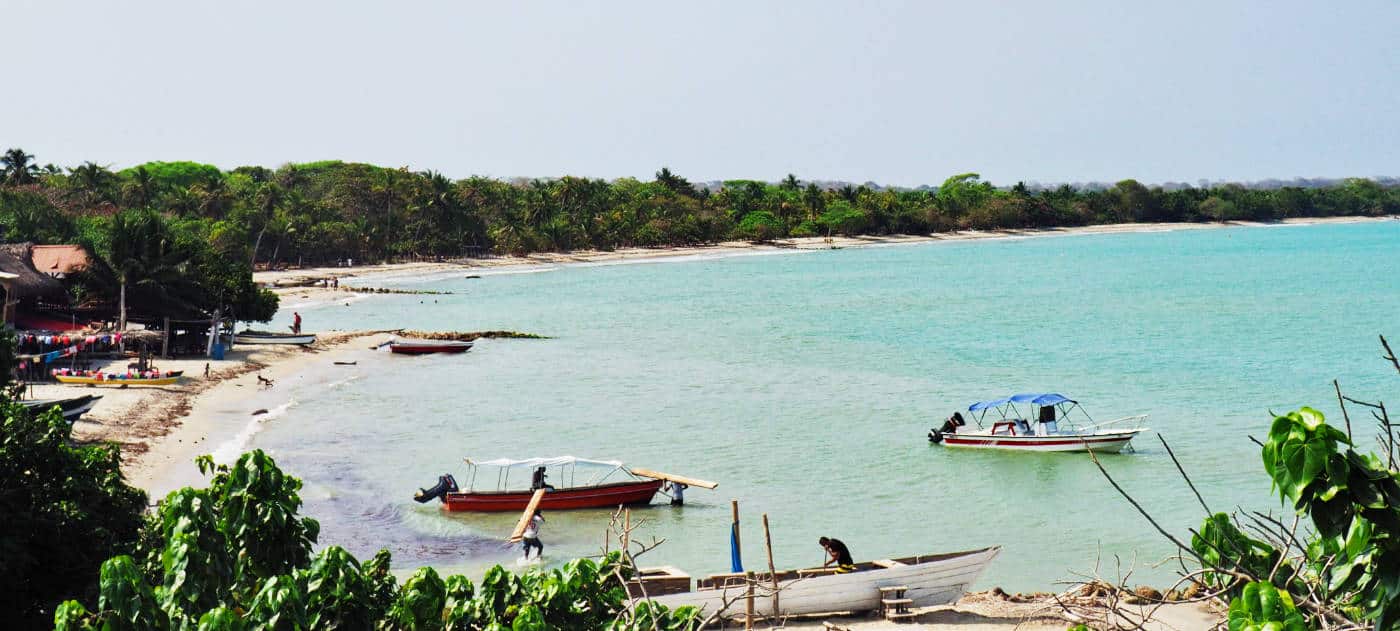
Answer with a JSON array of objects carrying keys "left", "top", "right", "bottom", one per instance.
[
  {"left": 54, "top": 375, "right": 180, "bottom": 387},
  {"left": 234, "top": 333, "right": 317, "bottom": 345},
  {"left": 941, "top": 429, "right": 1142, "bottom": 453},
  {"left": 22, "top": 395, "right": 102, "bottom": 422},
  {"left": 441, "top": 479, "right": 663, "bottom": 512},
  {"left": 647, "top": 547, "right": 1000, "bottom": 618},
  {"left": 390, "top": 342, "right": 472, "bottom": 355}
]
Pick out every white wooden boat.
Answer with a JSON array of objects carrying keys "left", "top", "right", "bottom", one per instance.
[
  {"left": 234, "top": 330, "right": 316, "bottom": 345},
  {"left": 642, "top": 547, "right": 999, "bottom": 619},
  {"left": 21, "top": 394, "right": 102, "bottom": 422},
  {"left": 929, "top": 393, "right": 1147, "bottom": 453}
]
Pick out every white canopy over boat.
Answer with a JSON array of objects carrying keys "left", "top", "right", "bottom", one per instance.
[{"left": 461, "top": 455, "right": 633, "bottom": 491}]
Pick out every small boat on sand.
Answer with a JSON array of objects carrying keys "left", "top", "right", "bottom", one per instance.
[
  {"left": 21, "top": 394, "right": 103, "bottom": 422},
  {"left": 928, "top": 393, "right": 1146, "bottom": 453},
  {"left": 639, "top": 546, "right": 1000, "bottom": 619},
  {"left": 389, "top": 338, "right": 472, "bottom": 355},
  {"left": 414, "top": 456, "right": 715, "bottom": 512},
  {"left": 53, "top": 369, "right": 183, "bottom": 387},
  {"left": 234, "top": 330, "right": 317, "bottom": 345}
]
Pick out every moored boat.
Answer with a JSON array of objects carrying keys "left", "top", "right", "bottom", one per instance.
[
  {"left": 389, "top": 338, "right": 473, "bottom": 354},
  {"left": 928, "top": 393, "right": 1146, "bottom": 453},
  {"left": 414, "top": 456, "right": 713, "bottom": 512},
  {"left": 234, "top": 330, "right": 317, "bottom": 345},
  {"left": 641, "top": 546, "right": 1000, "bottom": 619},
  {"left": 53, "top": 369, "right": 183, "bottom": 387},
  {"left": 21, "top": 394, "right": 103, "bottom": 422}
]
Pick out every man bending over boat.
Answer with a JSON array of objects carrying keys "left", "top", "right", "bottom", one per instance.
[
  {"left": 522, "top": 510, "right": 545, "bottom": 560},
  {"left": 819, "top": 537, "right": 855, "bottom": 574}
]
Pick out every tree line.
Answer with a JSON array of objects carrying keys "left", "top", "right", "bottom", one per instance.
[{"left": 4, "top": 148, "right": 1397, "bottom": 272}]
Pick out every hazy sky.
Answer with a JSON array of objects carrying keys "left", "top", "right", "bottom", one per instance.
[{"left": 4, "top": 1, "right": 1397, "bottom": 186}]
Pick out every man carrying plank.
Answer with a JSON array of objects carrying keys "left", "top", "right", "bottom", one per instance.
[{"left": 521, "top": 510, "right": 545, "bottom": 560}]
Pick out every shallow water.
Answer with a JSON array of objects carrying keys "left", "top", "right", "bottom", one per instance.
[{"left": 251, "top": 221, "right": 1400, "bottom": 590}]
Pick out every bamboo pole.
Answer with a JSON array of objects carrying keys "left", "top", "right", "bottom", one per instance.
[
  {"left": 623, "top": 508, "right": 631, "bottom": 562},
  {"left": 763, "top": 514, "right": 779, "bottom": 621},
  {"left": 161, "top": 317, "right": 170, "bottom": 358}
]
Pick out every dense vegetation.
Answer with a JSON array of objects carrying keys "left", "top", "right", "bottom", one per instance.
[{"left": 4, "top": 148, "right": 1398, "bottom": 270}]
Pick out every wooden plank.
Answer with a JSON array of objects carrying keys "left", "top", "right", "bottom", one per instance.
[
  {"left": 628, "top": 467, "right": 718, "bottom": 489},
  {"left": 508, "top": 488, "right": 547, "bottom": 542}
]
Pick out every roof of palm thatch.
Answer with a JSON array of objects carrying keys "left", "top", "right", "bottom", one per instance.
[{"left": 0, "top": 243, "right": 68, "bottom": 301}]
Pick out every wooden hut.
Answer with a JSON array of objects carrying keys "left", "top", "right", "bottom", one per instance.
[{"left": 0, "top": 243, "right": 70, "bottom": 326}]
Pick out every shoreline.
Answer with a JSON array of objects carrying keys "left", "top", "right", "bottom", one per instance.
[
  {"left": 256, "top": 215, "right": 1397, "bottom": 304},
  {"left": 53, "top": 214, "right": 1378, "bottom": 629}
]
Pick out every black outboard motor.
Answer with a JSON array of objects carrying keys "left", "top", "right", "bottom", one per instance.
[
  {"left": 928, "top": 412, "right": 967, "bottom": 443},
  {"left": 414, "top": 473, "right": 459, "bottom": 503}
]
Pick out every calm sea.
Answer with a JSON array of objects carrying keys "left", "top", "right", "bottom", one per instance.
[{"left": 252, "top": 221, "right": 1400, "bottom": 591}]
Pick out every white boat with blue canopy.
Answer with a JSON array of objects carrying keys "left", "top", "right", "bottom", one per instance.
[{"left": 928, "top": 393, "right": 1147, "bottom": 453}]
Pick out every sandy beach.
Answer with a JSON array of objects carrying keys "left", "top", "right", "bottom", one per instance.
[{"left": 47, "top": 215, "right": 1386, "bottom": 629}]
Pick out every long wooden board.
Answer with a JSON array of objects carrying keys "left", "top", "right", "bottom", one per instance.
[
  {"left": 508, "top": 488, "right": 548, "bottom": 542},
  {"left": 629, "top": 468, "right": 718, "bottom": 490}
]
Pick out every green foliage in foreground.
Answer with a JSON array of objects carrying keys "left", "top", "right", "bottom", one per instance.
[
  {"left": 0, "top": 332, "right": 148, "bottom": 628},
  {"left": 1188, "top": 406, "right": 1400, "bottom": 629},
  {"left": 53, "top": 449, "right": 701, "bottom": 630}
]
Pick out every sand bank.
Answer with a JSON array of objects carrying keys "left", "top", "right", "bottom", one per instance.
[
  {"left": 781, "top": 590, "right": 1220, "bottom": 630},
  {"left": 28, "top": 331, "right": 395, "bottom": 500},
  {"left": 258, "top": 215, "right": 1397, "bottom": 304}
]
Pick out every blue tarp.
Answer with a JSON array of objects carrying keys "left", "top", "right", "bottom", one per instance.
[{"left": 968, "top": 393, "right": 1074, "bottom": 411}]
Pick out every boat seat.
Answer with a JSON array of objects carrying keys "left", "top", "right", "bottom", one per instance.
[
  {"left": 871, "top": 559, "right": 906, "bottom": 568},
  {"left": 797, "top": 567, "right": 840, "bottom": 577}
]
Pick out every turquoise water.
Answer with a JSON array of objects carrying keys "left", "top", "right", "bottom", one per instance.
[{"left": 254, "top": 221, "right": 1400, "bottom": 590}]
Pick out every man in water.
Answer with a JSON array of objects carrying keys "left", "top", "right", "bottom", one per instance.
[
  {"left": 664, "top": 481, "right": 687, "bottom": 506},
  {"left": 522, "top": 510, "right": 544, "bottom": 560},
  {"left": 819, "top": 537, "right": 856, "bottom": 573}
]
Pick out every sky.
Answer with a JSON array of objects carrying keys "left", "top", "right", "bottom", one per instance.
[{"left": 3, "top": 1, "right": 1397, "bottom": 187}]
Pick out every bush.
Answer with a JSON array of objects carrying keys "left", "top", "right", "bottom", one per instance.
[{"left": 734, "top": 210, "right": 784, "bottom": 242}]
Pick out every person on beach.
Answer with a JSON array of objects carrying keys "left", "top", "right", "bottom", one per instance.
[
  {"left": 291, "top": 312, "right": 302, "bottom": 334},
  {"left": 819, "top": 537, "right": 855, "bottom": 573},
  {"left": 333, "top": 277, "right": 339, "bottom": 288},
  {"left": 522, "top": 510, "right": 544, "bottom": 560},
  {"left": 664, "top": 481, "right": 687, "bottom": 506}
]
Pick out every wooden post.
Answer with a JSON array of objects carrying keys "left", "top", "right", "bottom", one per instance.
[
  {"left": 205, "top": 307, "right": 220, "bottom": 358},
  {"left": 731, "top": 499, "right": 741, "bottom": 553},
  {"left": 161, "top": 317, "right": 170, "bottom": 358},
  {"left": 763, "top": 514, "right": 779, "bottom": 620},
  {"left": 622, "top": 508, "right": 631, "bottom": 563},
  {"left": 744, "top": 570, "right": 755, "bottom": 630}
]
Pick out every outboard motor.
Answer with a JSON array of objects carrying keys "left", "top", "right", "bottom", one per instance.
[
  {"left": 414, "top": 473, "right": 459, "bottom": 503},
  {"left": 928, "top": 412, "right": 967, "bottom": 443}
]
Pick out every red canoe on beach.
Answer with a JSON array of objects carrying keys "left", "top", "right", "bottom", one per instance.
[{"left": 389, "top": 339, "right": 473, "bottom": 354}]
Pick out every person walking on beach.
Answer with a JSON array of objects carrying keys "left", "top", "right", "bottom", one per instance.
[
  {"left": 291, "top": 312, "right": 302, "bottom": 334},
  {"left": 819, "top": 536, "right": 855, "bottom": 574},
  {"left": 522, "top": 510, "right": 545, "bottom": 560}
]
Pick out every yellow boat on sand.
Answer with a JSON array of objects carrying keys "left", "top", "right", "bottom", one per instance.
[{"left": 54, "top": 371, "right": 183, "bottom": 387}]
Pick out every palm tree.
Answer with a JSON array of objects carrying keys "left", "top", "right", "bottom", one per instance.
[
  {"left": 68, "top": 162, "right": 117, "bottom": 205},
  {"left": 79, "top": 210, "right": 199, "bottom": 331},
  {"left": 250, "top": 183, "right": 284, "bottom": 268},
  {"left": 123, "top": 166, "right": 159, "bottom": 209},
  {"left": 781, "top": 174, "right": 800, "bottom": 191},
  {"left": 1, "top": 148, "right": 38, "bottom": 185}
]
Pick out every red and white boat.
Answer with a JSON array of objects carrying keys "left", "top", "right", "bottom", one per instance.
[
  {"left": 414, "top": 456, "right": 713, "bottom": 512},
  {"left": 928, "top": 393, "right": 1147, "bottom": 453},
  {"left": 388, "top": 338, "right": 473, "bottom": 355}
]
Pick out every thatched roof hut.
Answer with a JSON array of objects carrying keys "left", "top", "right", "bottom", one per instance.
[{"left": 0, "top": 243, "right": 68, "bottom": 302}]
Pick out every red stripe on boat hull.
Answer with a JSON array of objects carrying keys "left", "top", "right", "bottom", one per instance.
[{"left": 441, "top": 480, "right": 664, "bottom": 512}]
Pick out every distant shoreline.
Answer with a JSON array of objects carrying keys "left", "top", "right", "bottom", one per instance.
[{"left": 257, "top": 215, "right": 1397, "bottom": 304}]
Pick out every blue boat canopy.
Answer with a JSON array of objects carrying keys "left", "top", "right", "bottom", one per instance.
[{"left": 968, "top": 393, "right": 1074, "bottom": 411}]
